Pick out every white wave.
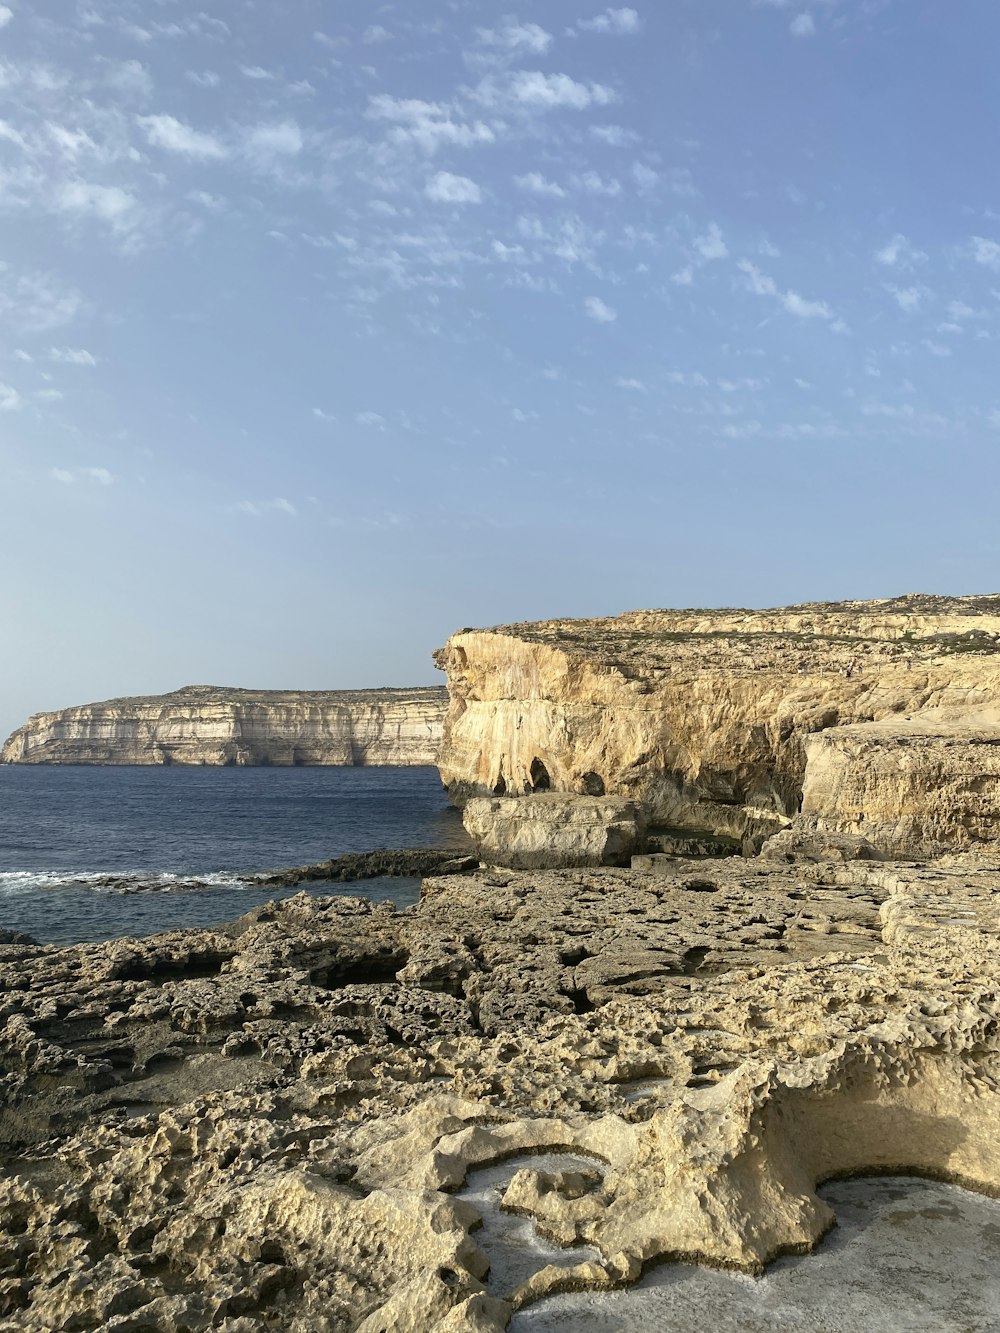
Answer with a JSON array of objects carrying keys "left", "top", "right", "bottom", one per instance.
[{"left": 0, "top": 869, "right": 256, "bottom": 896}]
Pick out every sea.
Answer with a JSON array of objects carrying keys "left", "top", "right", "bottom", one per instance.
[{"left": 0, "top": 765, "right": 470, "bottom": 946}]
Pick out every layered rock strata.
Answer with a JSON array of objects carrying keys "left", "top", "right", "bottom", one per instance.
[
  {"left": 1, "top": 685, "right": 447, "bottom": 766},
  {"left": 433, "top": 594, "right": 1000, "bottom": 858},
  {"left": 0, "top": 854, "right": 998, "bottom": 1330}
]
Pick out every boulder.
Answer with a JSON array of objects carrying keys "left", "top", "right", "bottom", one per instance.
[{"left": 462, "top": 794, "right": 646, "bottom": 869}]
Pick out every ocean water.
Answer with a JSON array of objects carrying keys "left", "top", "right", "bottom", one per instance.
[{"left": 0, "top": 765, "right": 469, "bottom": 945}]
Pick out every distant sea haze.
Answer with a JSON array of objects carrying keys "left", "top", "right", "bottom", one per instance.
[{"left": 0, "top": 766, "right": 468, "bottom": 945}]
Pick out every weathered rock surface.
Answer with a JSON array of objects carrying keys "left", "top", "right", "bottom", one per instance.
[
  {"left": 800, "top": 707, "right": 1000, "bottom": 855},
  {"left": 1, "top": 852, "right": 999, "bottom": 1330},
  {"left": 433, "top": 594, "right": 1000, "bottom": 858},
  {"left": 463, "top": 795, "right": 646, "bottom": 869},
  {"left": 1, "top": 685, "right": 447, "bottom": 766}
]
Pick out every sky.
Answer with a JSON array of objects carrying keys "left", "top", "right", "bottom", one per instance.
[{"left": 1, "top": 0, "right": 999, "bottom": 736}]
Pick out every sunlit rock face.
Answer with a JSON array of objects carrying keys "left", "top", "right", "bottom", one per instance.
[
  {"left": 433, "top": 595, "right": 1000, "bottom": 858},
  {"left": 463, "top": 795, "right": 646, "bottom": 869},
  {"left": 1, "top": 685, "right": 448, "bottom": 766}
]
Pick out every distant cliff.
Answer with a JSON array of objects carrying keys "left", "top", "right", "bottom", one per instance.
[{"left": 1, "top": 686, "right": 448, "bottom": 766}]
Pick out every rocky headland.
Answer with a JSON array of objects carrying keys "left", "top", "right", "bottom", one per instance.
[
  {"left": 434, "top": 593, "right": 1000, "bottom": 861},
  {"left": 1, "top": 686, "right": 447, "bottom": 767},
  {"left": 2, "top": 595, "right": 1000, "bottom": 1330}
]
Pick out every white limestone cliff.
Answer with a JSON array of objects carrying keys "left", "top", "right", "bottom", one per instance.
[
  {"left": 1, "top": 685, "right": 447, "bottom": 766},
  {"left": 433, "top": 596, "right": 1000, "bottom": 858}
]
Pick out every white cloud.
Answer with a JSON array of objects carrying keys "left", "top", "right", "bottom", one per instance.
[
  {"left": 923, "top": 339, "right": 952, "bottom": 357},
  {"left": 875, "top": 234, "right": 927, "bottom": 269},
  {"left": 476, "top": 19, "right": 552, "bottom": 53},
  {"left": 187, "top": 70, "right": 220, "bottom": 88},
  {"left": 969, "top": 236, "right": 1000, "bottom": 271},
  {"left": 789, "top": 13, "right": 815, "bottom": 35},
  {"left": 694, "top": 221, "right": 728, "bottom": 261},
  {"left": 0, "top": 7, "right": 13, "bottom": 29},
  {"left": 355, "top": 411, "right": 386, "bottom": 429},
  {"left": 0, "top": 118, "right": 25, "bottom": 148},
  {"left": 782, "top": 290, "right": 832, "bottom": 319},
  {"left": 584, "top": 296, "right": 617, "bottom": 322},
  {"left": 188, "top": 189, "right": 226, "bottom": 212},
  {"left": 139, "top": 113, "right": 227, "bottom": 160},
  {"left": 0, "top": 382, "right": 21, "bottom": 410},
  {"left": 738, "top": 259, "right": 838, "bottom": 322},
  {"left": 238, "top": 497, "right": 296, "bottom": 516},
  {"left": 240, "top": 65, "right": 274, "bottom": 80},
  {"left": 58, "top": 181, "right": 138, "bottom": 229},
  {"left": 861, "top": 401, "right": 916, "bottom": 419},
  {"left": 738, "top": 259, "right": 778, "bottom": 297},
  {"left": 616, "top": 376, "right": 646, "bottom": 390},
  {"left": 426, "top": 171, "right": 482, "bottom": 204},
  {"left": 0, "top": 269, "right": 83, "bottom": 333},
  {"left": 721, "top": 420, "right": 763, "bottom": 440},
  {"left": 947, "top": 300, "right": 983, "bottom": 321},
  {"left": 105, "top": 59, "right": 153, "bottom": 98},
  {"left": 49, "top": 465, "right": 113, "bottom": 484},
  {"left": 632, "top": 162, "right": 659, "bottom": 190},
  {"left": 362, "top": 25, "right": 392, "bottom": 44},
  {"left": 887, "top": 285, "right": 922, "bottom": 312},
  {"left": 667, "top": 371, "right": 709, "bottom": 387},
  {"left": 671, "top": 265, "right": 694, "bottom": 286},
  {"left": 577, "top": 8, "right": 641, "bottom": 35},
  {"left": 590, "top": 124, "right": 638, "bottom": 146},
  {"left": 475, "top": 70, "right": 615, "bottom": 111},
  {"left": 578, "top": 171, "right": 621, "bottom": 196},
  {"left": 243, "top": 121, "right": 303, "bottom": 160},
  {"left": 666, "top": 167, "right": 699, "bottom": 198},
  {"left": 514, "top": 171, "right": 566, "bottom": 198},
  {"left": 312, "top": 407, "right": 336, "bottom": 422},
  {"left": 49, "top": 347, "right": 97, "bottom": 365},
  {"left": 367, "top": 95, "right": 495, "bottom": 153}
]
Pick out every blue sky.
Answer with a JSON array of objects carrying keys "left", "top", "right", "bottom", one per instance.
[{"left": 1, "top": 0, "right": 998, "bottom": 734}]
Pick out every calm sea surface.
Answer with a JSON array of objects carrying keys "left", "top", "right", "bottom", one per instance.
[{"left": 0, "top": 766, "right": 469, "bottom": 945}]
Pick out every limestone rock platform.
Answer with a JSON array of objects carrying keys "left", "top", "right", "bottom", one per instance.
[{"left": 1, "top": 851, "right": 998, "bottom": 1330}]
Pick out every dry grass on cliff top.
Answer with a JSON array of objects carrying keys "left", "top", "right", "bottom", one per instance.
[{"left": 480, "top": 594, "right": 1000, "bottom": 682}]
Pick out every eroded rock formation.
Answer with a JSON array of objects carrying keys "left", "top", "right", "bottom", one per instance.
[
  {"left": 433, "top": 594, "right": 1000, "bottom": 859},
  {"left": 1, "top": 685, "right": 447, "bottom": 766},
  {"left": 0, "top": 854, "right": 998, "bottom": 1330}
]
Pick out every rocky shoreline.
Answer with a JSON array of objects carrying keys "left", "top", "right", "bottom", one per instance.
[
  {"left": 4, "top": 596, "right": 1000, "bottom": 1330},
  {"left": 0, "top": 848, "right": 998, "bottom": 1330}
]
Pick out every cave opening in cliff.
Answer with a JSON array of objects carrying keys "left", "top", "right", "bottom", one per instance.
[{"left": 530, "top": 759, "right": 552, "bottom": 792}]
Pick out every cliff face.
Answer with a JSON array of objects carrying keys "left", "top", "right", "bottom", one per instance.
[
  {"left": 1, "top": 686, "right": 447, "bottom": 766},
  {"left": 433, "top": 595, "right": 1000, "bottom": 856}
]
